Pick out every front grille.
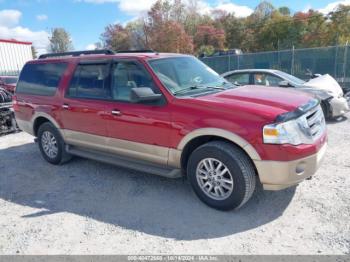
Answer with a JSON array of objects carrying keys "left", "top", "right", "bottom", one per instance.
[{"left": 302, "top": 105, "right": 326, "bottom": 140}]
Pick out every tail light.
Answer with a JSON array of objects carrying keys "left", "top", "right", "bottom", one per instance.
[{"left": 12, "top": 95, "right": 19, "bottom": 111}]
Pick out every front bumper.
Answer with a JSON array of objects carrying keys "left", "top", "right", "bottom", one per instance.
[
  {"left": 329, "top": 97, "right": 349, "bottom": 117},
  {"left": 254, "top": 142, "right": 327, "bottom": 190}
]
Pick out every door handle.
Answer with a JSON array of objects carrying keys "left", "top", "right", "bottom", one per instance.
[
  {"left": 62, "top": 104, "right": 69, "bottom": 109},
  {"left": 111, "top": 110, "right": 122, "bottom": 116}
]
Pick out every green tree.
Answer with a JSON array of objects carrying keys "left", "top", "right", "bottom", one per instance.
[
  {"left": 327, "top": 5, "right": 350, "bottom": 45},
  {"left": 49, "top": 28, "right": 73, "bottom": 53}
]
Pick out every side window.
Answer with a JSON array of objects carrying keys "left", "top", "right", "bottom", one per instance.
[
  {"left": 253, "top": 73, "right": 282, "bottom": 87},
  {"left": 111, "top": 61, "right": 160, "bottom": 103},
  {"left": 16, "top": 63, "right": 67, "bottom": 96},
  {"left": 225, "top": 73, "right": 250, "bottom": 86},
  {"left": 67, "top": 63, "right": 110, "bottom": 99}
]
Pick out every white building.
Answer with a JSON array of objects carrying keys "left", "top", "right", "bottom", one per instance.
[{"left": 0, "top": 39, "right": 33, "bottom": 76}]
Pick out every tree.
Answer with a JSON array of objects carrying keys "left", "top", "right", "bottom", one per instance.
[
  {"left": 49, "top": 28, "right": 73, "bottom": 53},
  {"left": 148, "top": 20, "right": 193, "bottom": 53},
  {"left": 257, "top": 11, "right": 293, "bottom": 50},
  {"left": 101, "top": 24, "right": 131, "bottom": 51},
  {"left": 144, "top": 0, "right": 194, "bottom": 53},
  {"left": 327, "top": 5, "right": 350, "bottom": 45},
  {"left": 197, "top": 45, "right": 215, "bottom": 56},
  {"left": 125, "top": 19, "right": 148, "bottom": 49},
  {"left": 278, "top": 7, "right": 291, "bottom": 16},
  {"left": 253, "top": 1, "right": 275, "bottom": 20},
  {"left": 294, "top": 10, "right": 328, "bottom": 48},
  {"left": 194, "top": 25, "right": 225, "bottom": 50}
]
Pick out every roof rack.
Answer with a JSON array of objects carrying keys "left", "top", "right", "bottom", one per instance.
[
  {"left": 38, "top": 49, "right": 115, "bottom": 59},
  {"left": 116, "top": 49, "right": 156, "bottom": 53}
]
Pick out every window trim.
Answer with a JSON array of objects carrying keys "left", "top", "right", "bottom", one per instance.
[
  {"left": 65, "top": 60, "right": 113, "bottom": 100},
  {"left": 110, "top": 59, "right": 166, "bottom": 106},
  {"left": 65, "top": 58, "right": 167, "bottom": 106}
]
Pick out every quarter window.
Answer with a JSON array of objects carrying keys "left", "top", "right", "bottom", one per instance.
[
  {"left": 67, "top": 63, "right": 110, "bottom": 99},
  {"left": 16, "top": 63, "right": 67, "bottom": 96}
]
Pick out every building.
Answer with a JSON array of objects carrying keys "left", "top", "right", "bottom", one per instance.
[{"left": 0, "top": 39, "right": 33, "bottom": 76}]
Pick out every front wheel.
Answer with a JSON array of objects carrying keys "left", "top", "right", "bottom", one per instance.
[{"left": 187, "top": 141, "right": 256, "bottom": 211}]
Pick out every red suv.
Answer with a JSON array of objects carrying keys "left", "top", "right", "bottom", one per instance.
[{"left": 14, "top": 50, "right": 327, "bottom": 210}]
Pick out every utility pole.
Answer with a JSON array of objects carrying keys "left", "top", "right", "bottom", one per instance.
[{"left": 291, "top": 45, "right": 295, "bottom": 75}]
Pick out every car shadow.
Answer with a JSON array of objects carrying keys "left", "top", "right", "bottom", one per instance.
[
  {"left": 326, "top": 115, "right": 348, "bottom": 125},
  {"left": 0, "top": 142, "right": 296, "bottom": 240}
]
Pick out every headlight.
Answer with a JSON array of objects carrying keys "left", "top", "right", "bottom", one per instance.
[
  {"left": 263, "top": 103, "right": 326, "bottom": 145},
  {"left": 263, "top": 119, "right": 303, "bottom": 145}
]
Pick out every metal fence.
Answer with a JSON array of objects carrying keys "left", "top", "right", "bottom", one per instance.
[{"left": 200, "top": 45, "right": 350, "bottom": 88}]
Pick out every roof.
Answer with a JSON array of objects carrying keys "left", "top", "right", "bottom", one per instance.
[
  {"left": 31, "top": 52, "right": 190, "bottom": 63},
  {"left": 222, "top": 69, "right": 281, "bottom": 76},
  {"left": 0, "top": 39, "right": 32, "bottom": 45}
]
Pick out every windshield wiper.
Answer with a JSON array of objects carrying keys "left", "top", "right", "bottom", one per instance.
[{"left": 174, "top": 85, "right": 226, "bottom": 96}]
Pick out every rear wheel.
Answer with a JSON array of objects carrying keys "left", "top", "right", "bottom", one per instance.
[
  {"left": 187, "top": 141, "right": 256, "bottom": 211},
  {"left": 37, "top": 122, "right": 71, "bottom": 165}
]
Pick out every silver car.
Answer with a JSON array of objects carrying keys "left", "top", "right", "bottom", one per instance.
[{"left": 222, "top": 69, "right": 349, "bottom": 119}]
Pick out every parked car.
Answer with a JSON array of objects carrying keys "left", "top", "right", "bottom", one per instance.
[
  {"left": 0, "top": 87, "right": 17, "bottom": 134},
  {"left": 222, "top": 69, "right": 349, "bottom": 119},
  {"left": 14, "top": 50, "right": 327, "bottom": 210},
  {"left": 0, "top": 76, "right": 18, "bottom": 94}
]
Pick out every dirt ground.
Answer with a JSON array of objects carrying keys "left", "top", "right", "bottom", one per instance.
[{"left": 0, "top": 114, "right": 349, "bottom": 255}]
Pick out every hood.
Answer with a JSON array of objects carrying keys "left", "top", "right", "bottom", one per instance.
[
  {"left": 303, "top": 74, "right": 343, "bottom": 97},
  {"left": 196, "top": 85, "right": 313, "bottom": 120}
]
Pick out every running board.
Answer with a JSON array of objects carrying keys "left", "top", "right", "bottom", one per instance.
[{"left": 66, "top": 145, "right": 182, "bottom": 179}]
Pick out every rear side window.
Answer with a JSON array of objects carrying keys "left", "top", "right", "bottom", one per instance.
[
  {"left": 16, "top": 63, "right": 68, "bottom": 96},
  {"left": 67, "top": 63, "right": 110, "bottom": 99}
]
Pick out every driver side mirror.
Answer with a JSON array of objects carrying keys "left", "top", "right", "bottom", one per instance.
[
  {"left": 278, "top": 80, "right": 290, "bottom": 88},
  {"left": 130, "top": 87, "right": 162, "bottom": 103}
]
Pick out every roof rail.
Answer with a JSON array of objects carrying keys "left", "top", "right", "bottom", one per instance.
[
  {"left": 38, "top": 49, "right": 115, "bottom": 59},
  {"left": 116, "top": 49, "right": 156, "bottom": 53}
]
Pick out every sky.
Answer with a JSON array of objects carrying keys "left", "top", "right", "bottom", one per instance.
[{"left": 0, "top": 0, "right": 349, "bottom": 54}]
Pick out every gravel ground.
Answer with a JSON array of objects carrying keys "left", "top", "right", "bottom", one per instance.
[{"left": 0, "top": 115, "right": 349, "bottom": 255}]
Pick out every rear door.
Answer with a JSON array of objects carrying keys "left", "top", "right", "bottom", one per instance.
[{"left": 60, "top": 60, "right": 111, "bottom": 142}]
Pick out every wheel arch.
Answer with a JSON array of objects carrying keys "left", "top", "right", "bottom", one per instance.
[
  {"left": 32, "top": 113, "right": 61, "bottom": 137},
  {"left": 176, "top": 128, "right": 261, "bottom": 172}
]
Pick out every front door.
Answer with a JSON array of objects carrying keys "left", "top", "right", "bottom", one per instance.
[{"left": 104, "top": 60, "right": 172, "bottom": 165}]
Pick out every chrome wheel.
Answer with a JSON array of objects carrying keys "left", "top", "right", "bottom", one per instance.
[
  {"left": 41, "top": 131, "right": 58, "bottom": 159},
  {"left": 196, "top": 158, "right": 234, "bottom": 201}
]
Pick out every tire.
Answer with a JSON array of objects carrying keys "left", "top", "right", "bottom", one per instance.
[
  {"left": 320, "top": 102, "right": 330, "bottom": 120},
  {"left": 37, "top": 122, "right": 71, "bottom": 165},
  {"left": 187, "top": 141, "right": 256, "bottom": 211}
]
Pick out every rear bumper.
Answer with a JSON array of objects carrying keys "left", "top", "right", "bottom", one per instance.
[
  {"left": 329, "top": 97, "right": 349, "bottom": 117},
  {"left": 254, "top": 142, "right": 327, "bottom": 190}
]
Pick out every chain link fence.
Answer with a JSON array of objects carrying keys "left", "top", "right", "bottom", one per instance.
[{"left": 200, "top": 45, "right": 350, "bottom": 88}]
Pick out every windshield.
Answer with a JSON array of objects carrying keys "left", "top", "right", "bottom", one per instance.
[
  {"left": 276, "top": 71, "right": 305, "bottom": 85},
  {"left": 148, "top": 56, "right": 233, "bottom": 96},
  {"left": 3, "top": 77, "right": 18, "bottom": 84}
]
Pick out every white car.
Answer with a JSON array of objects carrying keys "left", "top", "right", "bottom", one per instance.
[{"left": 222, "top": 69, "right": 349, "bottom": 119}]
